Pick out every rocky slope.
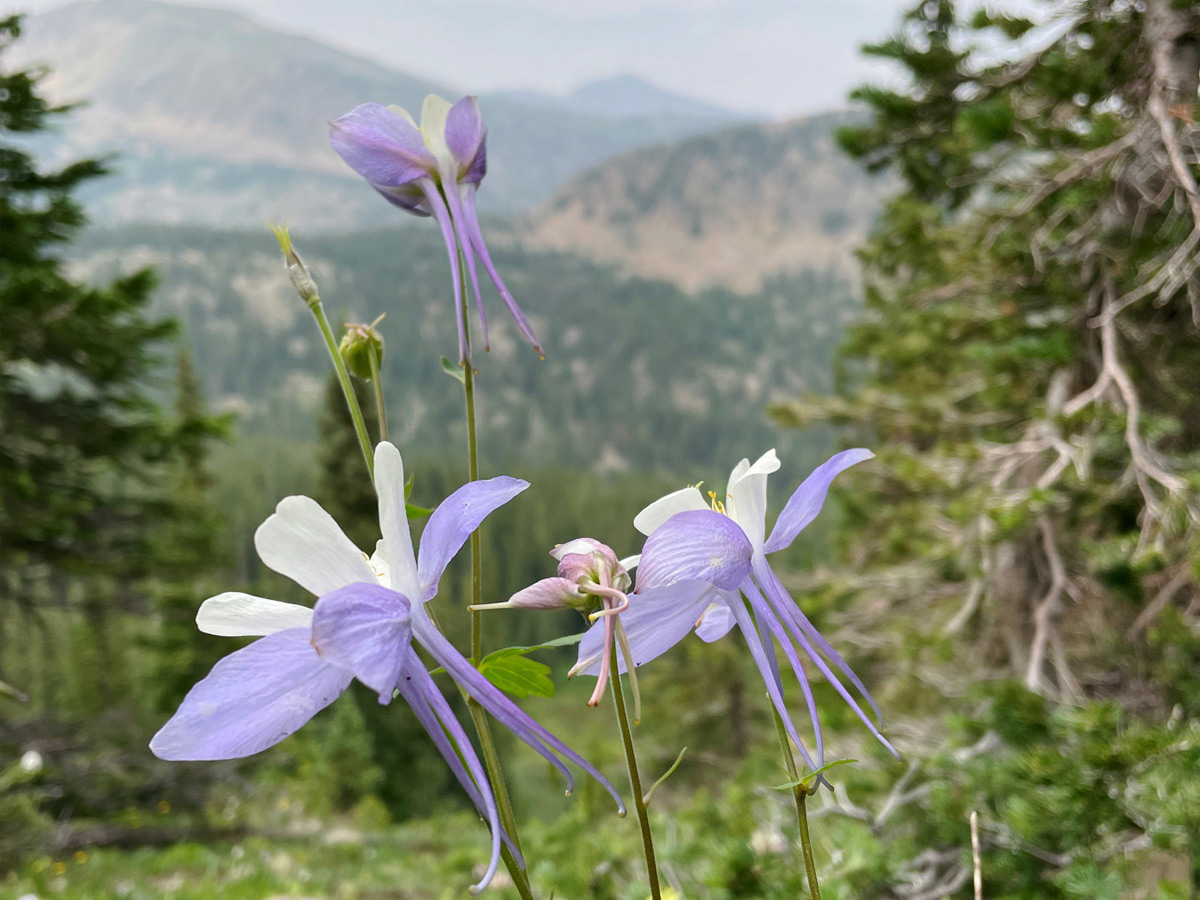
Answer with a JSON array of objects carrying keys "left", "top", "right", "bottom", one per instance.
[{"left": 522, "top": 111, "right": 881, "bottom": 292}]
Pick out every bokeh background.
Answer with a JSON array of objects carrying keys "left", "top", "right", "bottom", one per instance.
[{"left": 2, "top": 1, "right": 1198, "bottom": 898}]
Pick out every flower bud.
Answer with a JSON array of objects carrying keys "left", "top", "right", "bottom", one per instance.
[
  {"left": 338, "top": 316, "right": 386, "bottom": 380},
  {"left": 552, "top": 538, "right": 630, "bottom": 593},
  {"left": 267, "top": 223, "right": 319, "bottom": 307}
]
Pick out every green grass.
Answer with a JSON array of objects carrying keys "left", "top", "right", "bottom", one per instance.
[{"left": 3, "top": 816, "right": 516, "bottom": 900}]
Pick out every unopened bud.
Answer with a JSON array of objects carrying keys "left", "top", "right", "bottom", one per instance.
[
  {"left": 552, "top": 538, "right": 630, "bottom": 592},
  {"left": 338, "top": 314, "right": 386, "bottom": 380},
  {"left": 267, "top": 223, "right": 319, "bottom": 306}
]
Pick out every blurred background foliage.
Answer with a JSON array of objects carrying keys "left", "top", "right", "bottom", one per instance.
[{"left": 3, "top": 1, "right": 1200, "bottom": 898}]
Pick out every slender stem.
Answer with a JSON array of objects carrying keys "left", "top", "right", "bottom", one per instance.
[
  {"left": 455, "top": 250, "right": 535, "bottom": 899},
  {"left": 465, "top": 360, "right": 482, "bottom": 661},
  {"left": 309, "top": 298, "right": 374, "bottom": 477},
  {"left": 796, "top": 790, "right": 821, "bottom": 900},
  {"left": 467, "top": 701, "right": 534, "bottom": 899},
  {"left": 367, "top": 344, "right": 388, "bottom": 442},
  {"left": 609, "top": 640, "right": 662, "bottom": 900},
  {"left": 771, "top": 707, "right": 822, "bottom": 900}
]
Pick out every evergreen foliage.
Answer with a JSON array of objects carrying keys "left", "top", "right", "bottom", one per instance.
[
  {"left": 144, "top": 350, "right": 232, "bottom": 712},
  {"left": 1, "top": 15, "right": 230, "bottom": 866},
  {"left": 773, "top": 1, "right": 1200, "bottom": 893},
  {"left": 0, "top": 14, "right": 175, "bottom": 584}
]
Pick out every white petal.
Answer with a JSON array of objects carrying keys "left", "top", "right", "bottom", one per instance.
[
  {"left": 196, "top": 592, "right": 314, "bottom": 636},
  {"left": 369, "top": 540, "right": 391, "bottom": 587},
  {"left": 619, "top": 554, "right": 641, "bottom": 572},
  {"left": 419, "top": 93, "right": 457, "bottom": 178},
  {"left": 725, "top": 449, "right": 780, "bottom": 550},
  {"left": 727, "top": 457, "right": 751, "bottom": 489},
  {"left": 374, "top": 442, "right": 421, "bottom": 600},
  {"left": 633, "top": 486, "right": 707, "bottom": 536},
  {"left": 551, "top": 538, "right": 602, "bottom": 560},
  {"left": 254, "top": 496, "right": 376, "bottom": 597}
]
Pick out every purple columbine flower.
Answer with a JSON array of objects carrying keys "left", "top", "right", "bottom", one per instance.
[
  {"left": 473, "top": 538, "right": 639, "bottom": 708},
  {"left": 150, "top": 442, "right": 623, "bottom": 891},
  {"left": 573, "top": 449, "right": 900, "bottom": 773},
  {"left": 329, "top": 95, "right": 540, "bottom": 363}
]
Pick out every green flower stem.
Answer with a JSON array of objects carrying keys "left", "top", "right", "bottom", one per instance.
[
  {"left": 367, "top": 343, "right": 388, "bottom": 443},
  {"left": 771, "top": 706, "right": 822, "bottom": 900},
  {"left": 609, "top": 639, "right": 662, "bottom": 900},
  {"left": 308, "top": 297, "right": 374, "bottom": 477},
  {"left": 456, "top": 255, "right": 536, "bottom": 900},
  {"left": 466, "top": 702, "right": 535, "bottom": 899},
  {"left": 464, "top": 357, "right": 481, "bottom": 662}
]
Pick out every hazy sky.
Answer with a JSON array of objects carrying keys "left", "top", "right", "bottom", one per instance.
[{"left": 7, "top": 0, "right": 916, "bottom": 116}]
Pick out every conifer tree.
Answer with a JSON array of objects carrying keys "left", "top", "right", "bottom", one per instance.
[
  {"left": 0, "top": 14, "right": 214, "bottom": 695},
  {"left": 773, "top": 1, "right": 1200, "bottom": 892},
  {"left": 145, "top": 350, "right": 231, "bottom": 712},
  {"left": 1, "top": 15, "right": 174, "bottom": 575}
]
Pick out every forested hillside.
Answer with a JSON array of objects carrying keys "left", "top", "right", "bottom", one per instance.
[{"left": 67, "top": 223, "right": 855, "bottom": 473}]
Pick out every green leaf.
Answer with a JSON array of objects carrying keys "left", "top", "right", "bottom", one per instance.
[
  {"left": 507, "top": 633, "right": 586, "bottom": 653},
  {"left": 427, "top": 634, "right": 584, "bottom": 681},
  {"left": 478, "top": 653, "right": 555, "bottom": 699},
  {"left": 440, "top": 356, "right": 466, "bottom": 383},
  {"left": 405, "top": 502, "right": 432, "bottom": 519},
  {"left": 643, "top": 746, "right": 687, "bottom": 806},
  {"left": 771, "top": 758, "right": 858, "bottom": 792},
  {"left": 402, "top": 471, "right": 430, "bottom": 518}
]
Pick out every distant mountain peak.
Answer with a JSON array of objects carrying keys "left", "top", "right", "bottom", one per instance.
[
  {"left": 10, "top": 0, "right": 740, "bottom": 226},
  {"left": 493, "top": 73, "right": 745, "bottom": 122},
  {"left": 564, "top": 74, "right": 737, "bottom": 120}
]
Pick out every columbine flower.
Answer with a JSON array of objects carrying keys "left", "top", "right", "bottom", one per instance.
[
  {"left": 573, "top": 449, "right": 899, "bottom": 772},
  {"left": 151, "top": 442, "right": 622, "bottom": 891},
  {"left": 329, "top": 95, "right": 540, "bottom": 363},
  {"left": 473, "top": 538, "right": 638, "bottom": 707}
]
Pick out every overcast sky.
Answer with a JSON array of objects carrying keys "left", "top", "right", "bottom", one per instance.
[{"left": 7, "top": 0, "right": 917, "bottom": 116}]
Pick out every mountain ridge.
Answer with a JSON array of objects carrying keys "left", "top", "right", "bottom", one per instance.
[
  {"left": 520, "top": 110, "right": 882, "bottom": 293},
  {"left": 9, "top": 0, "right": 748, "bottom": 225},
  {"left": 492, "top": 74, "right": 739, "bottom": 121}
]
